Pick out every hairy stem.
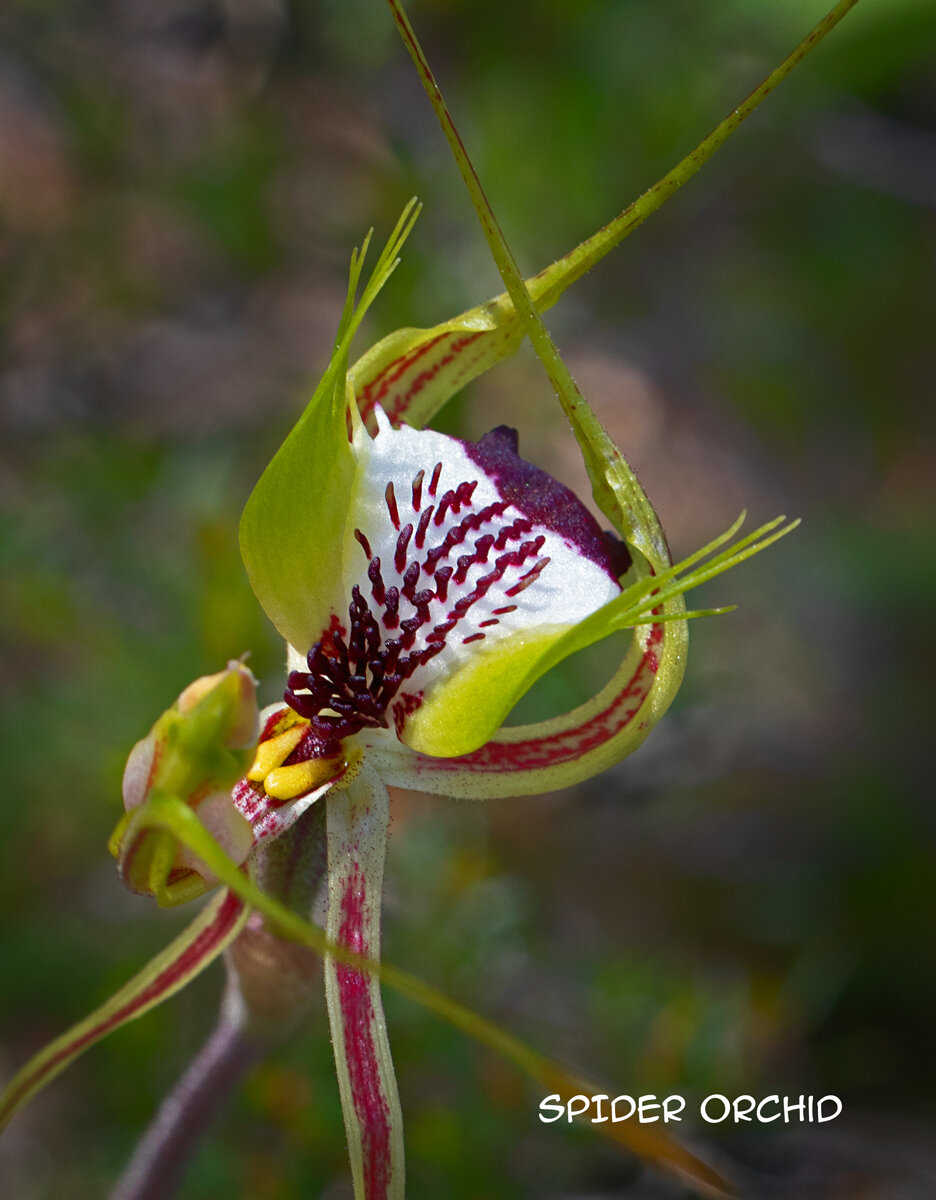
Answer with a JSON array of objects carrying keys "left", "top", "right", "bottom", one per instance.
[{"left": 109, "top": 968, "right": 262, "bottom": 1200}]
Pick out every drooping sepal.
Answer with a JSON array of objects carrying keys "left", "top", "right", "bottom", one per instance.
[
  {"left": 114, "top": 792, "right": 732, "bottom": 1196},
  {"left": 0, "top": 889, "right": 248, "bottom": 1132},
  {"left": 324, "top": 763, "right": 404, "bottom": 1200}
]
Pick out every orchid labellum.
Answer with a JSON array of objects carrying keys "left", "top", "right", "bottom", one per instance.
[{"left": 0, "top": 2, "right": 861, "bottom": 1197}]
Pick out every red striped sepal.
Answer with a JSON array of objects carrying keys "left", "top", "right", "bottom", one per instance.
[
  {"left": 323, "top": 763, "right": 404, "bottom": 1200},
  {"left": 363, "top": 615, "right": 669, "bottom": 798},
  {"left": 0, "top": 889, "right": 248, "bottom": 1132}
]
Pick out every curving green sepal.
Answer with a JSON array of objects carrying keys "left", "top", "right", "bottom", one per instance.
[{"left": 239, "top": 203, "right": 421, "bottom": 652}]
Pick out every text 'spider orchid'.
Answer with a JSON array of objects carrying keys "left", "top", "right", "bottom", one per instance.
[{"left": 0, "top": 1, "right": 863, "bottom": 1195}]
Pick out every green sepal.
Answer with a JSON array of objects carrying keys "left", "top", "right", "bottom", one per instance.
[{"left": 239, "top": 201, "right": 421, "bottom": 652}]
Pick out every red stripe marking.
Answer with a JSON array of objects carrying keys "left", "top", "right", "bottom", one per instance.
[
  {"left": 357, "top": 331, "right": 486, "bottom": 427},
  {"left": 429, "top": 621, "right": 666, "bottom": 774},
  {"left": 336, "top": 868, "right": 392, "bottom": 1199},
  {"left": 411, "top": 325, "right": 514, "bottom": 422},
  {"left": 358, "top": 332, "right": 449, "bottom": 415},
  {"left": 388, "top": 332, "right": 484, "bottom": 421}
]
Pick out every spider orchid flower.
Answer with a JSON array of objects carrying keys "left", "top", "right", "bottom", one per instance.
[
  {"left": 0, "top": 186, "right": 796, "bottom": 1195},
  {"left": 1, "top": 0, "right": 872, "bottom": 1179},
  {"left": 230, "top": 204, "right": 796, "bottom": 1200},
  {"left": 0, "top": 206, "right": 792, "bottom": 1200}
]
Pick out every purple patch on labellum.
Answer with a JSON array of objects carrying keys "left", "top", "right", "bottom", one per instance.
[{"left": 461, "top": 427, "right": 629, "bottom": 581}]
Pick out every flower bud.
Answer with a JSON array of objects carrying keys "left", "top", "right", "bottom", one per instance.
[{"left": 112, "top": 661, "right": 260, "bottom": 904}]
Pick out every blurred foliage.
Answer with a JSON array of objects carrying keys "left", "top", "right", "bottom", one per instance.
[{"left": 1, "top": 0, "right": 935, "bottom": 1197}]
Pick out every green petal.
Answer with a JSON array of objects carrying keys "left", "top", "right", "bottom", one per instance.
[
  {"left": 393, "top": 515, "right": 797, "bottom": 761},
  {"left": 368, "top": 622, "right": 676, "bottom": 798},
  {"left": 401, "top": 622, "right": 564, "bottom": 758}
]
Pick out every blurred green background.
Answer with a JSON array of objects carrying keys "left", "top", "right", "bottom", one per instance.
[{"left": 2, "top": 0, "right": 935, "bottom": 1196}]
